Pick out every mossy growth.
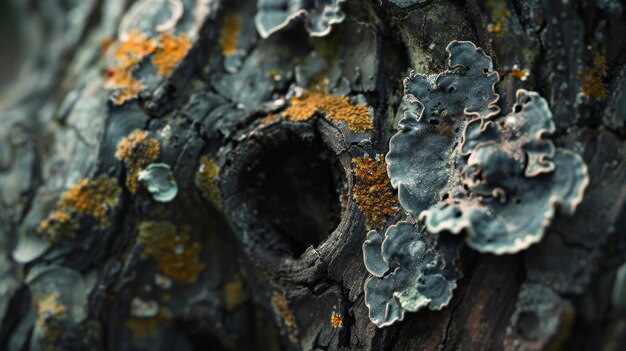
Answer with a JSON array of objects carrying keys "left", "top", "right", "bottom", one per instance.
[
  {"left": 35, "top": 291, "right": 67, "bottom": 342},
  {"left": 39, "top": 176, "right": 121, "bottom": 242},
  {"left": 578, "top": 53, "right": 608, "bottom": 100},
  {"left": 352, "top": 155, "right": 398, "bottom": 230},
  {"left": 152, "top": 32, "right": 192, "bottom": 76},
  {"left": 195, "top": 157, "right": 222, "bottom": 208},
  {"left": 219, "top": 13, "right": 241, "bottom": 56},
  {"left": 283, "top": 89, "right": 373, "bottom": 132},
  {"left": 271, "top": 291, "right": 298, "bottom": 343},
  {"left": 116, "top": 129, "right": 160, "bottom": 194},
  {"left": 138, "top": 221, "right": 206, "bottom": 284}
]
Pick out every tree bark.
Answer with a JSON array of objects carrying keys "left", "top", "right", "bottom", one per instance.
[{"left": 1, "top": 0, "right": 626, "bottom": 350}]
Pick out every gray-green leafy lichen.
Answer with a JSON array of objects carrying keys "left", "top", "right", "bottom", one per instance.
[
  {"left": 386, "top": 40, "right": 589, "bottom": 255},
  {"left": 255, "top": 0, "right": 345, "bottom": 39},
  {"left": 362, "top": 221, "right": 459, "bottom": 327}
]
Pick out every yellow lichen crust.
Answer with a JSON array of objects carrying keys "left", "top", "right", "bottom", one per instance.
[
  {"left": 152, "top": 33, "right": 192, "bottom": 76},
  {"left": 116, "top": 129, "right": 160, "bottom": 193},
  {"left": 330, "top": 312, "right": 343, "bottom": 328},
  {"left": 104, "top": 30, "right": 156, "bottom": 105},
  {"left": 271, "top": 292, "right": 298, "bottom": 343},
  {"left": 195, "top": 157, "right": 222, "bottom": 208},
  {"left": 138, "top": 221, "right": 205, "bottom": 284},
  {"left": 35, "top": 291, "right": 67, "bottom": 342},
  {"left": 58, "top": 176, "right": 121, "bottom": 226},
  {"left": 352, "top": 155, "right": 399, "bottom": 230},
  {"left": 219, "top": 13, "right": 241, "bottom": 56},
  {"left": 38, "top": 210, "right": 79, "bottom": 243},
  {"left": 283, "top": 89, "right": 374, "bottom": 132},
  {"left": 224, "top": 281, "right": 249, "bottom": 311},
  {"left": 578, "top": 53, "right": 608, "bottom": 99}
]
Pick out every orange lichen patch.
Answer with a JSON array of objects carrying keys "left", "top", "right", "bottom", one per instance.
[
  {"left": 195, "top": 157, "right": 222, "bottom": 208},
  {"left": 38, "top": 210, "right": 79, "bottom": 243},
  {"left": 138, "top": 221, "right": 206, "bottom": 284},
  {"left": 152, "top": 33, "right": 192, "bottom": 76},
  {"left": 271, "top": 292, "right": 298, "bottom": 343},
  {"left": 224, "top": 280, "right": 249, "bottom": 311},
  {"left": 220, "top": 13, "right": 241, "bottom": 56},
  {"left": 116, "top": 129, "right": 160, "bottom": 193},
  {"left": 35, "top": 291, "right": 67, "bottom": 341},
  {"left": 114, "top": 29, "right": 156, "bottom": 61},
  {"left": 104, "top": 30, "right": 156, "bottom": 105},
  {"left": 57, "top": 176, "right": 121, "bottom": 226},
  {"left": 578, "top": 53, "right": 608, "bottom": 99},
  {"left": 352, "top": 155, "right": 399, "bottom": 230},
  {"left": 283, "top": 89, "right": 373, "bottom": 132},
  {"left": 487, "top": 21, "right": 502, "bottom": 34},
  {"left": 510, "top": 64, "right": 530, "bottom": 81},
  {"left": 330, "top": 312, "right": 343, "bottom": 328},
  {"left": 126, "top": 307, "right": 172, "bottom": 340}
]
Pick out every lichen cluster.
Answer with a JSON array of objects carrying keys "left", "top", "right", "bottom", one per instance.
[
  {"left": 39, "top": 176, "right": 121, "bottom": 242},
  {"left": 35, "top": 291, "right": 67, "bottom": 342},
  {"left": 152, "top": 32, "right": 192, "bottom": 76},
  {"left": 352, "top": 155, "right": 398, "bottom": 229},
  {"left": 104, "top": 30, "right": 191, "bottom": 105},
  {"left": 578, "top": 53, "right": 608, "bottom": 99},
  {"left": 283, "top": 89, "right": 373, "bottom": 132},
  {"left": 195, "top": 157, "right": 222, "bottom": 208},
  {"left": 255, "top": 0, "right": 345, "bottom": 38},
  {"left": 271, "top": 292, "right": 298, "bottom": 343},
  {"left": 220, "top": 13, "right": 241, "bottom": 56},
  {"left": 137, "top": 221, "right": 205, "bottom": 284},
  {"left": 330, "top": 312, "right": 343, "bottom": 328},
  {"left": 126, "top": 307, "right": 172, "bottom": 340},
  {"left": 116, "top": 129, "right": 160, "bottom": 193},
  {"left": 363, "top": 222, "right": 458, "bottom": 327}
]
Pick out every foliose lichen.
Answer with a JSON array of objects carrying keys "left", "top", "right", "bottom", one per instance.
[
  {"left": 151, "top": 32, "right": 192, "bottom": 76},
  {"left": 116, "top": 129, "right": 160, "bottom": 194},
  {"left": 255, "top": 0, "right": 346, "bottom": 39},
  {"left": 138, "top": 221, "right": 205, "bottom": 284},
  {"left": 138, "top": 163, "right": 178, "bottom": 202},
  {"left": 386, "top": 40, "right": 588, "bottom": 254},
  {"left": 352, "top": 155, "right": 398, "bottom": 229},
  {"left": 363, "top": 221, "right": 459, "bottom": 327},
  {"left": 419, "top": 90, "right": 589, "bottom": 254}
]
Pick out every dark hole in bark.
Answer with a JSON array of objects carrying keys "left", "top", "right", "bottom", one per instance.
[{"left": 233, "top": 126, "right": 345, "bottom": 258}]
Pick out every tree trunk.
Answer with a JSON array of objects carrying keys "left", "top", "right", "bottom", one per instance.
[{"left": 1, "top": 0, "right": 626, "bottom": 350}]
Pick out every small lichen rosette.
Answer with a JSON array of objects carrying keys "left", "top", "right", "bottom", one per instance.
[
  {"left": 363, "top": 221, "right": 458, "bottom": 327},
  {"left": 420, "top": 90, "right": 589, "bottom": 254}
]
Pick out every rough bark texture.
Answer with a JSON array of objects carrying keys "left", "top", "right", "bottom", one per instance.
[{"left": 1, "top": 0, "right": 626, "bottom": 350}]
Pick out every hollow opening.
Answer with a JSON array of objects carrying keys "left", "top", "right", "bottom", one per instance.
[{"left": 234, "top": 127, "right": 345, "bottom": 258}]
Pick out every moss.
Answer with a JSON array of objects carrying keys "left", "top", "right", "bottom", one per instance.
[
  {"left": 35, "top": 291, "right": 67, "bottom": 342},
  {"left": 138, "top": 221, "right": 205, "bottom": 284},
  {"left": 352, "top": 155, "right": 398, "bottom": 230},
  {"left": 38, "top": 210, "right": 79, "bottom": 243},
  {"left": 578, "top": 53, "right": 608, "bottom": 99},
  {"left": 271, "top": 292, "right": 298, "bottom": 343},
  {"left": 116, "top": 129, "right": 160, "bottom": 193},
  {"left": 195, "top": 157, "right": 222, "bottom": 208},
  {"left": 152, "top": 32, "right": 192, "bottom": 76},
  {"left": 220, "top": 13, "right": 241, "bottom": 56},
  {"left": 283, "top": 89, "right": 373, "bottom": 132},
  {"left": 330, "top": 312, "right": 343, "bottom": 328}
]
